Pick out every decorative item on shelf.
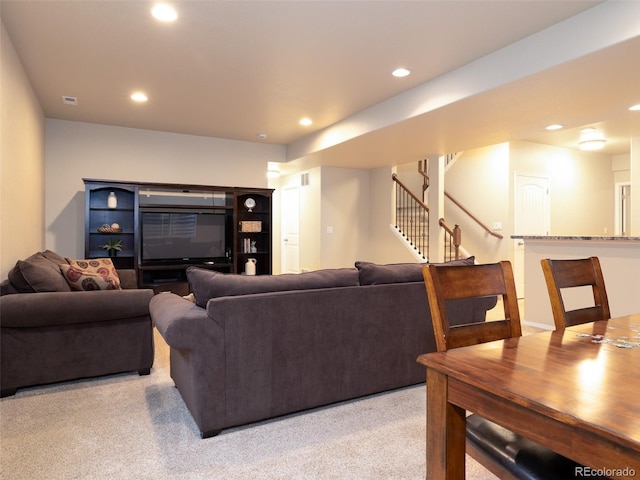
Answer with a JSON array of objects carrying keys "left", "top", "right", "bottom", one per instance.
[
  {"left": 245, "top": 258, "right": 257, "bottom": 275},
  {"left": 240, "top": 221, "right": 262, "bottom": 232},
  {"left": 244, "top": 197, "right": 256, "bottom": 212},
  {"left": 97, "top": 223, "right": 123, "bottom": 233},
  {"left": 100, "top": 238, "right": 123, "bottom": 257},
  {"left": 250, "top": 240, "right": 257, "bottom": 253},
  {"left": 107, "top": 191, "right": 118, "bottom": 209}
]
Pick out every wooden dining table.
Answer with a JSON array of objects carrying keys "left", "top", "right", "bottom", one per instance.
[{"left": 417, "top": 314, "right": 640, "bottom": 480}]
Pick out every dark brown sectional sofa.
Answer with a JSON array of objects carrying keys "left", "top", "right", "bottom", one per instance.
[{"left": 150, "top": 258, "right": 496, "bottom": 438}]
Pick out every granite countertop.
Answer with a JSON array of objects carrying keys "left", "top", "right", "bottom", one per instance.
[{"left": 511, "top": 235, "right": 640, "bottom": 241}]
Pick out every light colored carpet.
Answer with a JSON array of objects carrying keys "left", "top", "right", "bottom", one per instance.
[{"left": 0, "top": 330, "right": 497, "bottom": 479}]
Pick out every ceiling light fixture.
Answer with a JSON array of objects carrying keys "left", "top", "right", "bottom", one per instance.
[
  {"left": 392, "top": 68, "right": 411, "bottom": 78},
  {"left": 578, "top": 127, "right": 606, "bottom": 151},
  {"left": 299, "top": 118, "right": 312, "bottom": 126},
  {"left": 545, "top": 124, "right": 564, "bottom": 131},
  {"left": 131, "top": 92, "right": 149, "bottom": 103},
  {"left": 151, "top": 3, "right": 178, "bottom": 22},
  {"left": 267, "top": 162, "right": 281, "bottom": 179},
  {"left": 629, "top": 104, "right": 640, "bottom": 111}
]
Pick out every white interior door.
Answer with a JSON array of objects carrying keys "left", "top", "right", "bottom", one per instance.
[
  {"left": 514, "top": 173, "right": 550, "bottom": 298},
  {"left": 281, "top": 185, "right": 301, "bottom": 274}
]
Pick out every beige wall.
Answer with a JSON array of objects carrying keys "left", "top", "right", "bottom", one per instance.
[
  {"left": 298, "top": 167, "right": 322, "bottom": 271},
  {"left": 369, "top": 165, "right": 417, "bottom": 264},
  {"left": 319, "top": 166, "right": 370, "bottom": 268},
  {"left": 444, "top": 144, "right": 510, "bottom": 264},
  {"left": 273, "top": 163, "right": 428, "bottom": 272},
  {"left": 274, "top": 140, "right": 621, "bottom": 272},
  {"left": 44, "top": 119, "right": 285, "bottom": 260},
  {"left": 510, "top": 140, "right": 614, "bottom": 236},
  {"left": 631, "top": 137, "right": 640, "bottom": 235},
  {"left": 1, "top": 22, "right": 45, "bottom": 279},
  {"left": 438, "top": 141, "right": 615, "bottom": 265}
]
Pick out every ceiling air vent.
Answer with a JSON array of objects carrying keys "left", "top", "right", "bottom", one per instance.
[{"left": 62, "top": 96, "right": 78, "bottom": 106}]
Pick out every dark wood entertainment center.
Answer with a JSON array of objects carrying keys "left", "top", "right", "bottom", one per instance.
[{"left": 84, "top": 179, "right": 273, "bottom": 294}]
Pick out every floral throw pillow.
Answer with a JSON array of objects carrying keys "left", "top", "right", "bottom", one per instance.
[{"left": 60, "top": 258, "right": 122, "bottom": 291}]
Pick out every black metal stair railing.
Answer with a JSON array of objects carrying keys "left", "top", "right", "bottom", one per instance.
[
  {"left": 392, "top": 174, "right": 464, "bottom": 262},
  {"left": 392, "top": 174, "right": 429, "bottom": 260}
]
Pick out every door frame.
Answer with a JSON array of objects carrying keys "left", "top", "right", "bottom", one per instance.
[{"left": 615, "top": 181, "right": 631, "bottom": 236}]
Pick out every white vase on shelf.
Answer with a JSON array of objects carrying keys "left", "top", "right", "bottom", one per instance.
[
  {"left": 107, "top": 192, "right": 117, "bottom": 209},
  {"left": 245, "top": 258, "right": 257, "bottom": 275}
]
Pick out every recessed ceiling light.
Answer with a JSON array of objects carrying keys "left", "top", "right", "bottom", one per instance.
[
  {"left": 299, "top": 118, "right": 313, "bottom": 126},
  {"left": 545, "top": 124, "right": 564, "bottom": 131},
  {"left": 257, "top": 133, "right": 267, "bottom": 140},
  {"left": 392, "top": 68, "right": 411, "bottom": 78},
  {"left": 630, "top": 104, "right": 640, "bottom": 111},
  {"left": 151, "top": 3, "right": 177, "bottom": 22},
  {"left": 131, "top": 92, "right": 148, "bottom": 103}
]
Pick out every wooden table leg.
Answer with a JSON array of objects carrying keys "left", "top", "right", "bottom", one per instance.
[{"left": 426, "top": 368, "right": 467, "bottom": 480}]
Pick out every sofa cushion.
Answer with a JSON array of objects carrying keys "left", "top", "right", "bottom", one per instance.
[
  {"left": 187, "top": 267, "right": 360, "bottom": 308},
  {"left": 60, "top": 259, "right": 122, "bottom": 291},
  {"left": 355, "top": 256, "right": 475, "bottom": 285},
  {"left": 7, "top": 251, "right": 71, "bottom": 293}
]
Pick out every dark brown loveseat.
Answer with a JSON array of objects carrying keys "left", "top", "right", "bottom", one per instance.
[
  {"left": 0, "top": 250, "right": 155, "bottom": 397},
  {"left": 150, "top": 258, "right": 496, "bottom": 438}
]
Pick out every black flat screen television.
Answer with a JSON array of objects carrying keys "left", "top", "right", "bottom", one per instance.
[{"left": 140, "top": 209, "right": 229, "bottom": 265}]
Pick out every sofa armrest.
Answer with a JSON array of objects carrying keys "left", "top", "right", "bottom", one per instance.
[
  {"left": 118, "top": 269, "right": 138, "bottom": 289},
  {"left": 0, "top": 289, "right": 154, "bottom": 328},
  {"left": 150, "top": 292, "right": 213, "bottom": 350}
]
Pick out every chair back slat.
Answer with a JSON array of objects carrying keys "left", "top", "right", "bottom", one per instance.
[
  {"left": 423, "top": 261, "right": 522, "bottom": 352},
  {"left": 541, "top": 257, "right": 610, "bottom": 329},
  {"left": 565, "top": 307, "right": 607, "bottom": 326},
  {"left": 444, "top": 319, "right": 516, "bottom": 350}
]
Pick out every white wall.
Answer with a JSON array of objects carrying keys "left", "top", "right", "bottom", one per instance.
[
  {"left": 44, "top": 119, "right": 285, "bottom": 260},
  {"left": 1, "top": 22, "right": 45, "bottom": 279}
]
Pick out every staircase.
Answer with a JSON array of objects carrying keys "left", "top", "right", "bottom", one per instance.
[
  {"left": 392, "top": 175, "right": 429, "bottom": 260},
  {"left": 392, "top": 155, "right": 502, "bottom": 262}
]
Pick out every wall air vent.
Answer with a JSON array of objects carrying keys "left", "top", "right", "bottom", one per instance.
[
  {"left": 300, "top": 172, "right": 309, "bottom": 187},
  {"left": 62, "top": 96, "right": 78, "bottom": 105}
]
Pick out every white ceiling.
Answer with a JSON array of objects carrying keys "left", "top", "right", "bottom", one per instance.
[{"left": 2, "top": 0, "right": 639, "bottom": 170}]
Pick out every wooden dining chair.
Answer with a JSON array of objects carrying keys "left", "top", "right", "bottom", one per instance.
[
  {"left": 541, "top": 257, "right": 610, "bottom": 330},
  {"left": 422, "top": 261, "right": 599, "bottom": 480},
  {"left": 423, "top": 261, "right": 522, "bottom": 351}
]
